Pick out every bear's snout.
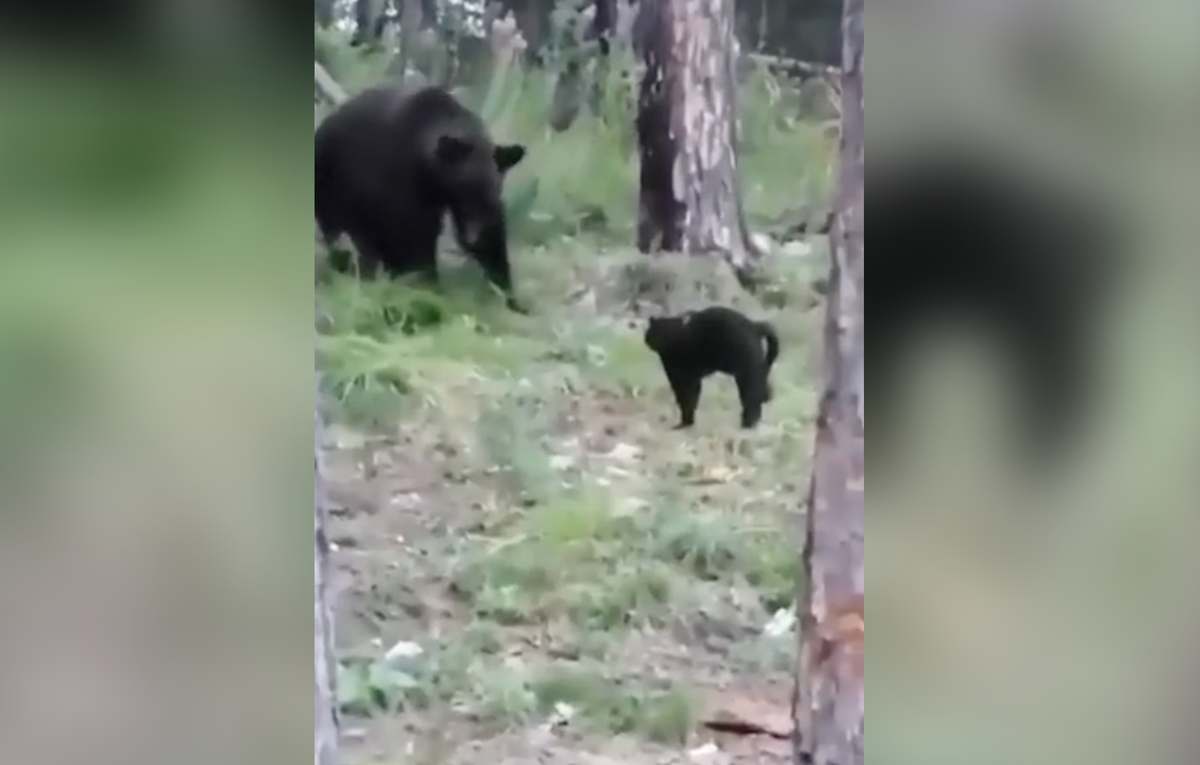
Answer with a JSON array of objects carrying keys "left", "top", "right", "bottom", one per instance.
[{"left": 451, "top": 210, "right": 504, "bottom": 253}]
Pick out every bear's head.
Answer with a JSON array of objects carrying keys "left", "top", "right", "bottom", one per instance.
[{"left": 430, "top": 133, "right": 526, "bottom": 285}]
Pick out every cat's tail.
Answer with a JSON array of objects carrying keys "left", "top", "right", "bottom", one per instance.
[
  {"left": 758, "top": 321, "right": 780, "bottom": 370},
  {"left": 757, "top": 321, "right": 780, "bottom": 402}
]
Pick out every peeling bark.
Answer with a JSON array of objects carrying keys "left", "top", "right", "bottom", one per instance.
[
  {"left": 793, "top": 0, "right": 864, "bottom": 764},
  {"left": 315, "top": 374, "right": 339, "bottom": 765},
  {"left": 636, "top": 0, "right": 761, "bottom": 288}
]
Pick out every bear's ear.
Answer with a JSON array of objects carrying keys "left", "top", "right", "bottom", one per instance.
[
  {"left": 435, "top": 135, "right": 473, "bottom": 165},
  {"left": 494, "top": 144, "right": 526, "bottom": 173}
]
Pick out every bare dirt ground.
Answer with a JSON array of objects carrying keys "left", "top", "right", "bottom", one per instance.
[{"left": 324, "top": 398, "right": 801, "bottom": 765}]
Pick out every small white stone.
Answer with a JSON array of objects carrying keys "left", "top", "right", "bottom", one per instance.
[
  {"left": 688, "top": 741, "right": 723, "bottom": 761},
  {"left": 781, "top": 240, "right": 814, "bottom": 258},
  {"left": 764, "top": 606, "right": 797, "bottom": 637},
  {"left": 384, "top": 640, "right": 424, "bottom": 661}
]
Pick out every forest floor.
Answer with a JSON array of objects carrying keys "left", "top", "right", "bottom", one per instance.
[
  {"left": 0, "top": 182, "right": 1173, "bottom": 765},
  {"left": 318, "top": 242, "right": 828, "bottom": 765}
]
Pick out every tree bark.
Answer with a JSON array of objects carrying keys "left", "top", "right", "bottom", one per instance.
[
  {"left": 315, "top": 375, "right": 339, "bottom": 765},
  {"left": 636, "top": 0, "right": 761, "bottom": 288},
  {"left": 792, "top": 0, "right": 863, "bottom": 764}
]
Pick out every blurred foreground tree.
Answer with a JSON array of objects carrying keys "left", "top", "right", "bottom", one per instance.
[
  {"left": 636, "top": 0, "right": 762, "bottom": 288},
  {"left": 315, "top": 374, "right": 339, "bottom": 765},
  {"left": 315, "top": 65, "right": 346, "bottom": 760},
  {"left": 792, "top": 0, "right": 862, "bottom": 764}
]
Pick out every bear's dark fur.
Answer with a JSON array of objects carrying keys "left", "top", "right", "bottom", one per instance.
[
  {"left": 315, "top": 85, "right": 528, "bottom": 309},
  {"left": 644, "top": 306, "right": 781, "bottom": 429}
]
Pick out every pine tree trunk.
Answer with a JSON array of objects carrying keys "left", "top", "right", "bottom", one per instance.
[
  {"left": 792, "top": 0, "right": 863, "bottom": 763},
  {"left": 636, "top": 0, "right": 760, "bottom": 286},
  {"left": 315, "top": 376, "right": 339, "bottom": 765}
]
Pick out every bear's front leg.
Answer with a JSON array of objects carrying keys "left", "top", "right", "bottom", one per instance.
[
  {"left": 407, "top": 222, "right": 442, "bottom": 290},
  {"left": 504, "top": 295, "right": 530, "bottom": 314},
  {"left": 376, "top": 221, "right": 440, "bottom": 289},
  {"left": 413, "top": 264, "right": 440, "bottom": 289},
  {"left": 344, "top": 233, "right": 383, "bottom": 280}
]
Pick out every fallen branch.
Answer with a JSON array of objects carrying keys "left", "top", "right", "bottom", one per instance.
[
  {"left": 747, "top": 52, "right": 840, "bottom": 79},
  {"left": 315, "top": 61, "right": 348, "bottom": 106}
]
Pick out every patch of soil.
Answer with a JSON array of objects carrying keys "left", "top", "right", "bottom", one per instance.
[
  {"left": 323, "top": 387, "right": 799, "bottom": 765},
  {"left": 344, "top": 719, "right": 796, "bottom": 765},
  {"left": 323, "top": 422, "right": 492, "bottom": 652}
]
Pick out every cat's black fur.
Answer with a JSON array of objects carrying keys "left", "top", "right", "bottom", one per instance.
[{"left": 644, "top": 306, "right": 780, "bottom": 429}]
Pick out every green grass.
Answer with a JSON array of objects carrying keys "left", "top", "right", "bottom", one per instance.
[
  {"left": 310, "top": 34, "right": 832, "bottom": 758},
  {"left": 320, "top": 236, "right": 822, "bottom": 748}
]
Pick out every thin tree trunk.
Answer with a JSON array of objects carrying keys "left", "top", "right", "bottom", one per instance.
[
  {"left": 315, "top": 0, "right": 337, "bottom": 28},
  {"left": 636, "top": 0, "right": 761, "bottom": 288},
  {"left": 315, "top": 375, "right": 339, "bottom": 765},
  {"left": 316, "top": 71, "right": 347, "bottom": 759},
  {"left": 352, "top": 0, "right": 387, "bottom": 47},
  {"left": 588, "top": 0, "right": 618, "bottom": 112},
  {"left": 388, "top": 0, "right": 425, "bottom": 82},
  {"left": 582, "top": 0, "right": 617, "bottom": 55},
  {"left": 315, "top": 71, "right": 344, "bottom": 757},
  {"left": 497, "top": 0, "right": 544, "bottom": 55},
  {"left": 792, "top": 0, "right": 863, "bottom": 764}
]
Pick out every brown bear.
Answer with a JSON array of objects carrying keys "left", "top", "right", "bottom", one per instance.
[{"left": 315, "top": 84, "right": 528, "bottom": 310}]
